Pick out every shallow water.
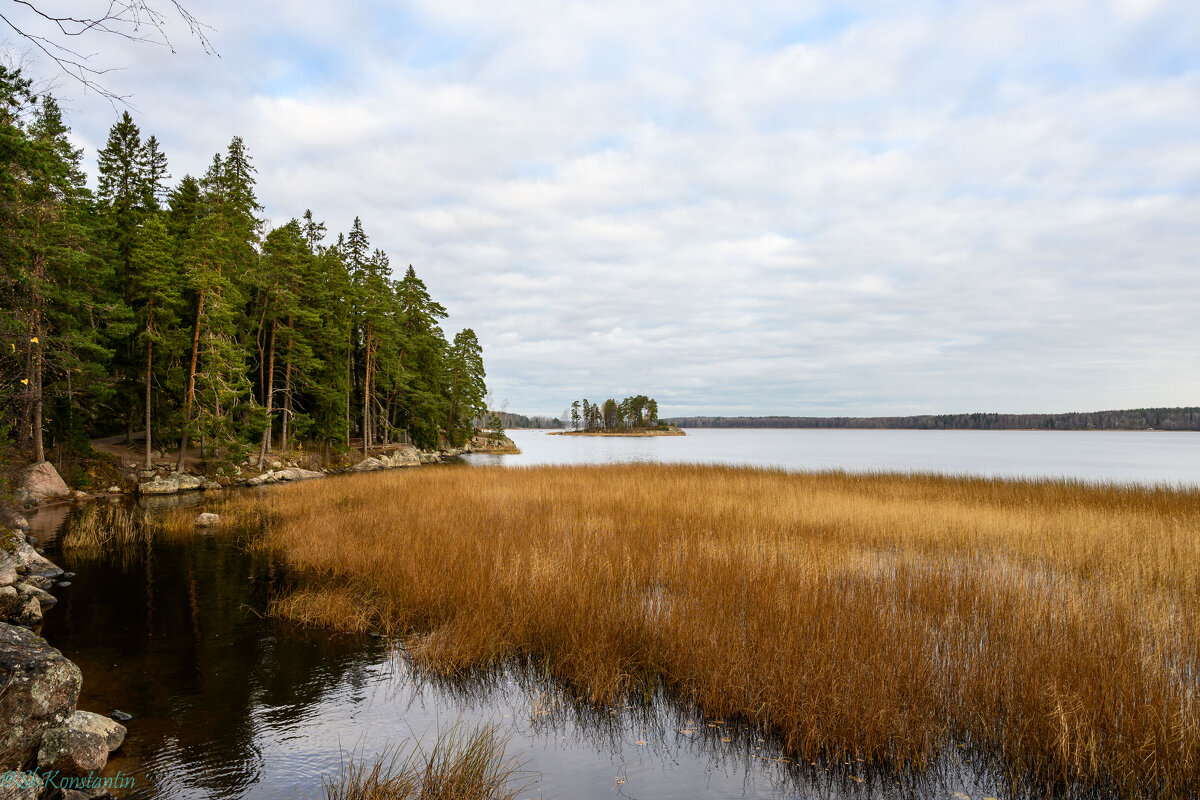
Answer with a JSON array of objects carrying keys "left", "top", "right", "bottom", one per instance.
[{"left": 465, "top": 428, "right": 1200, "bottom": 486}]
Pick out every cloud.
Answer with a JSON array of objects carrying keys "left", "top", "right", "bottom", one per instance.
[{"left": 10, "top": 0, "right": 1199, "bottom": 417}]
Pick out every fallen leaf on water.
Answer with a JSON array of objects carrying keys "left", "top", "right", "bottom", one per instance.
[
  {"left": 952, "top": 794, "right": 971, "bottom": 800},
  {"left": 850, "top": 776, "right": 864, "bottom": 783},
  {"left": 721, "top": 737, "right": 731, "bottom": 742},
  {"left": 635, "top": 740, "right": 647, "bottom": 746}
]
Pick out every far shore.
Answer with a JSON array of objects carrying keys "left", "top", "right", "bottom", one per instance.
[{"left": 549, "top": 427, "right": 685, "bottom": 437}]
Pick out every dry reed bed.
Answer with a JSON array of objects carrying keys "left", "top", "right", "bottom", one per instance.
[{"left": 229, "top": 464, "right": 1196, "bottom": 797}]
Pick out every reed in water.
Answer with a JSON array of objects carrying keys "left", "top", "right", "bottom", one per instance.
[{"left": 208, "top": 464, "right": 1199, "bottom": 797}]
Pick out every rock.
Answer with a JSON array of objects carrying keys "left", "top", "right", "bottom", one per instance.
[
  {"left": 15, "top": 596, "right": 41, "bottom": 626},
  {"left": 173, "top": 473, "right": 204, "bottom": 491},
  {"left": 194, "top": 513, "right": 221, "bottom": 528},
  {"left": 109, "top": 710, "right": 132, "bottom": 723},
  {"left": 243, "top": 471, "right": 276, "bottom": 487},
  {"left": 37, "top": 727, "right": 107, "bottom": 776},
  {"left": 22, "top": 575, "right": 51, "bottom": 590},
  {"left": 273, "top": 467, "right": 324, "bottom": 482},
  {"left": 0, "top": 586, "right": 14, "bottom": 598},
  {"left": 24, "top": 536, "right": 37, "bottom": 546},
  {"left": 0, "top": 510, "right": 29, "bottom": 531},
  {"left": 105, "top": 485, "right": 121, "bottom": 493},
  {"left": 70, "top": 490, "right": 89, "bottom": 501},
  {"left": 56, "top": 582, "right": 71, "bottom": 588},
  {"left": 67, "top": 710, "right": 126, "bottom": 753},
  {"left": 138, "top": 472, "right": 204, "bottom": 495},
  {"left": 138, "top": 477, "right": 178, "bottom": 495},
  {"left": 0, "top": 624, "right": 82, "bottom": 764},
  {"left": 350, "top": 457, "right": 387, "bottom": 472},
  {"left": 0, "top": 564, "right": 15, "bottom": 589},
  {"left": 17, "top": 462, "right": 70, "bottom": 502},
  {"left": 3, "top": 538, "right": 60, "bottom": 578},
  {"left": 202, "top": 480, "right": 222, "bottom": 491},
  {"left": 269, "top": 460, "right": 283, "bottom": 469},
  {"left": 16, "top": 583, "right": 57, "bottom": 608},
  {"left": 63, "top": 572, "right": 75, "bottom": 579}
]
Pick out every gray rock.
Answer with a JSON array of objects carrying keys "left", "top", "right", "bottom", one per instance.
[
  {"left": 16, "top": 583, "right": 56, "bottom": 608},
  {"left": 0, "top": 564, "right": 15, "bottom": 589},
  {"left": 105, "top": 485, "right": 121, "bottom": 493},
  {"left": 137, "top": 477, "right": 178, "bottom": 495},
  {"left": 69, "top": 490, "right": 89, "bottom": 501},
  {"left": 21, "top": 575, "right": 51, "bottom": 590},
  {"left": 350, "top": 457, "right": 387, "bottom": 472},
  {"left": 5, "top": 539, "right": 60, "bottom": 577},
  {"left": 194, "top": 513, "right": 221, "bottom": 528},
  {"left": 202, "top": 480, "right": 222, "bottom": 491},
  {"left": 0, "top": 510, "right": 29, "bottom": 531},
  {"left": 109, "top": 710, "right": 132, "bottom": 723},
  {"left": 37, "top": 726, "right": 107, "bottom": 776},
  {"left": 17, "top": 462, "right": 70, "bottom": 501},
  {"left": 173, "top": 473, "right": 204, "bottom": 491},
  {"left": 243, "top": 470, "right": 276, "bottom": 487},
  {"left": 273, "top": 467, "right": 324, "bottom": 482},
  {"left": 67, "top": 710, "right": 126, "bottom": 753},
  {"left": 0, "top": 624, "right": 82, "bottom": 765},
  {"left": 269, "top": 460, "right": 283, "bottom": 469}
]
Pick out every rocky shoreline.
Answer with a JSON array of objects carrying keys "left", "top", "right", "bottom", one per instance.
[{"left": 2, "top": 511, "right": 128, "bottom": 800}]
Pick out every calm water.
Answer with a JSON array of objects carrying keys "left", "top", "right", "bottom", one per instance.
[
  {"left": 30, "top": 428, "right": 1196, "bottom": 799},
  {"left": 465, "top": 428, "right": 1200, "bottom": 486}
]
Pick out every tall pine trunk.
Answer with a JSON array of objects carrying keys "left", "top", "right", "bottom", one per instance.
[
  {"left": 144, "top": 333, "right": 153, "bottom": 471},
  {"left": 258, "top": 319, "right": 276, "bottom": 467},
  {"left": 281, "top": 321, "right": 293, "bottom": 452},
  {"left": 177, "top": 289, "right": 205, "bottom": 472},
  {"left": 362, "top": 325, "right": 372, "bottom": 456}
]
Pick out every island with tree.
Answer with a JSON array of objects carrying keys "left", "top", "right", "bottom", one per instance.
[{"left": 553, "top": 396, "right": 684, "bottom": 436}]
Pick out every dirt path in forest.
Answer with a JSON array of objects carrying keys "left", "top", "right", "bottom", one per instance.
[{"left": 90, "top": 433, "right": 204, "bottom": 470}]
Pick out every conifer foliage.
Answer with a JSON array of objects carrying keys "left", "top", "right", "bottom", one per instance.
[{"left": 0, "top": 71, "right": 488, "bottom": 468}]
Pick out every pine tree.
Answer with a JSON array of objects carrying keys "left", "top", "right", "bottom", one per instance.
[
  {"left": 445, "top": 328, "right": 486, "bottom": 447},
  {"left": 129, "top": 214, "right": 181, "bottom": 468}
]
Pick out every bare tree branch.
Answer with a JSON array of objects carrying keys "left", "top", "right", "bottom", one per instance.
[{"left": 0, "top": 1, "right": 215, "bottom": 102}]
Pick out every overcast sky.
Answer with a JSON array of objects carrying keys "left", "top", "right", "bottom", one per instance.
[{"left": 6, "top": 1, "right": 1199, "bottom": 417}]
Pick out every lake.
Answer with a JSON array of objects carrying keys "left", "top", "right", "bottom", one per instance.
[
  {"left": 30, "top": 428, "right": 1199, "bottom": 799},
  {"left": 465, "top": 428, "right": 1200, "bottom": 486}
]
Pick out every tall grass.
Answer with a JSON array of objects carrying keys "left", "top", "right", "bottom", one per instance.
[
  {"left": 323, "top": 723, "right": 527, "bottom": 800},
  {"left": 243, "top": 464, "right": 1200, "bottom": 797}
]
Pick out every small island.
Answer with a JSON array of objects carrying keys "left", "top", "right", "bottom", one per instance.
[{"left": 552, "top": 396, "right": 685, "bottom": 436}]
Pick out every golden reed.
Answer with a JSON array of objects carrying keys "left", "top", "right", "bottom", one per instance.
[{"left": 213, "top": 464, "right": 1198, "bottom": 796}]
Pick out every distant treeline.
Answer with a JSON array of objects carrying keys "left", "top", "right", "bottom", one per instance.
[
  {"left": 497, "top": 411, "right": 564, "bottom": 429},
  {"left": 665, "top": 407, "right": 1200, "bottom": 431}
]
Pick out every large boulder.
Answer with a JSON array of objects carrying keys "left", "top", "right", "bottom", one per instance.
[
  {"left": 3, "top": 537, "right": 61, "bottom": 578},
  {"left": 66, "top": 710, "right": 126, "bottom": 753},
  {"left": 17, "top": 462, "right": 70, "bottom": 502},
  {"left": 350, "top": 457, "right": 387, "bottom": 472},
  {"left": 0, "top": 624, "right": 81, "bottom": 767},
  {"left": 36, "top": 727, "right": 107, "bottom": 776},
  {"left": 273, "top": 467, "right": 324, "bottom": 482},
  {"left": 137, "top": 477, "right": 179, "bottom": 495},
  {"left": 194, "top": 513, "right": 221, "bottom": 528},
  {"left": 172, "top": 473, "right": 204, "bottom": 491}
]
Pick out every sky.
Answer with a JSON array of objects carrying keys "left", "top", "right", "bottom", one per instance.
[{"left": 4, "top": 0, "right": 1199, "bottom": 418}]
